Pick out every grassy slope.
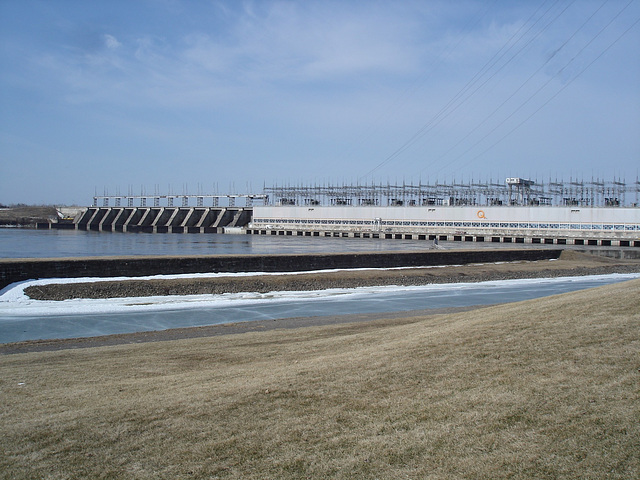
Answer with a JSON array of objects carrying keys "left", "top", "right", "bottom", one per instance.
[{"left": 1, "top": 279, "right": 639, "bottom": 479}]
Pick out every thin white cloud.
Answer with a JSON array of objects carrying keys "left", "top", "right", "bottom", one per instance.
[
  {"left": 104, "top": 34, "right": 121, "bottom": 50},
  {"left": 31, "top": 1, "right": 430, "bottom": 110}
]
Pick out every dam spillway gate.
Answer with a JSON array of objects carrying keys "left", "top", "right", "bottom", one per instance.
[{"left": 71, "top": 206, "right": 252, "bottom": 233}]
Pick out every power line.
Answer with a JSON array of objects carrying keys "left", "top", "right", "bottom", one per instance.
[
  {"left": 451, "top": 8, "right": 640, "bottom": 176},
  {"left": 337, "top": 0, "right": 500, "bottom": 169},
  {"left": 359, "top": 0, "right": 560, "bottom": 180},
  {"left": 416, "top": 0, "right": 611, "bottom": 177},
  {"left": 359, "top": 0, "right": 637, "bottom": 182}
]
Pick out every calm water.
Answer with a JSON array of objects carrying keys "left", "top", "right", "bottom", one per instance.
[
  {"left": 1, "top": 274, "right": 637, "bottom": 343},
  {"left": 0, "top": 228, "right": 437, "bottom": 258},
  {"left": 2, "top": 228, "right": 633, "bottom": 344}
]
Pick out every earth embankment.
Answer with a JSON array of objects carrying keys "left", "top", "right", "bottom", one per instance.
[
  {"left": 24, "top": 250, "right": 640, "bottom": 301},
  {"left": 2, "top": 247, "right": 560, "bottom": 290}
]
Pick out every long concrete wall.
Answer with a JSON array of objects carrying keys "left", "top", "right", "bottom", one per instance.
[
  {"left": 254, "top": 205, "right": 640, "bottom": 224},
  {"left": 250, "top": 205, "right": 640, "bottom": 247},
  {"left": 0, "top": 249, "right": 561, "bottom": 289}
]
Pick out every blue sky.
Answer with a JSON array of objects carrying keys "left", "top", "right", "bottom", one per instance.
[{"left": 1, "top": 0, "right": 639, "bottom": 205}]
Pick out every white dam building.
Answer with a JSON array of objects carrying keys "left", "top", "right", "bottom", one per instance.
[
  {"left": 250, "top": 204, "right": 639, "bottom": 246},
  {"left": 248, "top": 178, "right": 640, "bottom": 247}
]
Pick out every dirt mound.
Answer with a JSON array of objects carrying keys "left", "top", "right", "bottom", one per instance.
[{"left": 0, "top": 206, "right": 58, "bottom": 226}]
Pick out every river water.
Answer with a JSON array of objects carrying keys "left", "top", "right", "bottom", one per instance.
[
  {"left": 1, "top": 272, "right": 638, "bottom": 343},
  {"left": 0, "top": 228, "right": 436, "bottom": 258},
  {"left": 1, "top": 229, "right": 636, "bottom": 344}
]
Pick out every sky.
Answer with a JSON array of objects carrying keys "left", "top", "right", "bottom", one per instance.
[{"left": 1, "top": 0, "right": 639, "bottom": 205}]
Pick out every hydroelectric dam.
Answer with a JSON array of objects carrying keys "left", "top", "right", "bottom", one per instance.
[{"left": 41, "top": 178, "right": 640, "bottom": 248}]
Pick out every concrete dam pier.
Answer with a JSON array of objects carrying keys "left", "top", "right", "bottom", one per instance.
[{"left": 68, "top": 207, "right": 251, "bottom": 233}]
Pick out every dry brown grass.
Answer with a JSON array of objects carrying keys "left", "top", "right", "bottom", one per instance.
[{"left": 1, "top": 279, "right": 639, "bottom": 479}]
